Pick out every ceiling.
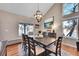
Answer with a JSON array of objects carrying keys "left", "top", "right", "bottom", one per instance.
[{"left": 0, "top": 3, "right": 54, "bottom": 18}]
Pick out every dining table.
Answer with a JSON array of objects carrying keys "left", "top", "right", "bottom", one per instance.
[
  {"left": 34, "top": 37, "right": 57, "bottom": 55},
  {"left": 0, "top": 40, "right": 7, "bottom": 56}
]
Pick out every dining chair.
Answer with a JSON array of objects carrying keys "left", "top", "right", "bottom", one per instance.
[
  {"left": 27, "top": 37, "right": 45, "bottom": 56},
  {"left": 22, "top": 34, "right": 28, "bottom": 55},
  {"left": 46, "top": 37, "right": 63, "bottom": 56}
]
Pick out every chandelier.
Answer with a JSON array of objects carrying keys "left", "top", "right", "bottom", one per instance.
[{"left": 34, "top": 3, "right": 43, "bottom": 22}]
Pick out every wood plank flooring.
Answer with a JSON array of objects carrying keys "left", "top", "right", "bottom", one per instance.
[
  {"left": 6, "top": 43, "right": 79, "bottom": 56},
  {"left": 62, "top": 44, "right": 79, "bottom": 56},
  {"left": 7, "top": 44, "right": 19, "bottom": 56}
]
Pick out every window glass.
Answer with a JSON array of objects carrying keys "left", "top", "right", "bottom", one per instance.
[
  {"left": 19, "top": 23, "right": 34, "bottom": 37},
  {"left": 19, "top": 24, "right": 24, "bottom": 36},
  {"left": 63, "top": 3, "right": 78, "bottom": 16}
]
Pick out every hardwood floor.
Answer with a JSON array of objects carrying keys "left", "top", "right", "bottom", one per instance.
[
  {"left": 62, "top": 44, "right": 79, "bottom": 56},
  {"left": 6, "top": 43, "right": 79, "bottom": 56},
  {"left": 7, "top": 44, "right": 19, "bottom": 56}
]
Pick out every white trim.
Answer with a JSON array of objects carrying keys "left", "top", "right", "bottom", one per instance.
[{"left": 62, "top": 42, "right": 77, "bottom": 48}]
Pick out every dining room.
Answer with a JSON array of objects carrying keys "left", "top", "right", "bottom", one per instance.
[{"left": 0, "top": 3, "right": 79, "bottom": 56}]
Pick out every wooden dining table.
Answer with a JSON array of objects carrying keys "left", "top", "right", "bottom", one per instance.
[
  {"left": 0, "top": 41, "right": 7, "bottom": 56},
  {"left": 34, "top": 37, "right": 57, "bottom": 55},
  {"left": 34, "top": 37, "right": 56, "bottom": 47}
]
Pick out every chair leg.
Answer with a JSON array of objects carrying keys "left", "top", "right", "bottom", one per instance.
[
  {"left": 59, "top": 50, "right": 61, "bottom": 56},
  {"left": 22, "top": 44, "right": 28, "bottom": 56},
  {"left": 55, "top": 54, "right": 57, "bottom": 56},
  {"left": 55, "top": 53, "right": 57, "bottom": 56},
  {"left": 24, "top": 47, "right": 28, "bottom": 55},
  {"left": 59, "top": 53, "right": 61, "bottom": 56}
]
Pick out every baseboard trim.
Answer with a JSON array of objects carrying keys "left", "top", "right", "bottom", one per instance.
[
  {"left": 62, "top": 43, "right": 77, "bottom": 49},
  {"left": 7, "top": 39, "right": 22, "bottom": 46}
]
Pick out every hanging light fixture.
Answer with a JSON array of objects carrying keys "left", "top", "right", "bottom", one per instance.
[{"left": 34, "top": 3, "right": 43, "bottom": 23}]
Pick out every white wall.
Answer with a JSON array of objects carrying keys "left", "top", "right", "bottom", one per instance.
[
  {"left": 0, "top": 10, "right": 37, "bottom": 41},
  {"left": 40, "top": 4, "right": 62, "bottom": 37}
]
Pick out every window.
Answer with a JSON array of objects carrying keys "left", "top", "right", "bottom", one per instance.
[
  {"left": 18, "top": 23, "right": 34, "bottom": 37},
  {"left": 62, "top": 17, "right": 78, "bottom": 39},
  {"left": 63, "top": 3, "right": 79, "bottom": 16},
  {"left": 19, "top": 23, "right": 24, "bottom": 36}
]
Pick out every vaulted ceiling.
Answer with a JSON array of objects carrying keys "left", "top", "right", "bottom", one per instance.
[{"left": 0, "top": 3, "right": 54, "bottom": 18}]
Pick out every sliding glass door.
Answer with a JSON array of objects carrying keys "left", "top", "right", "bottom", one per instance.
[
  {"left": 25, "top": 24, "right": 34, "bottom": 37},
  {"left": 19, "top": 23, "right": 34, "bottom": 37}
]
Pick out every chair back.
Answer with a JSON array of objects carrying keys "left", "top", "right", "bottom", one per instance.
[
  {"left": 28, "top": 37, "right": 36, "bottom": 56},
  {"left": 22, "top": 34, "right": 31, "bottom": 56},
  {"left": 22, "top": 34, "right": 28, "bottom": 44},
  {"left": 56, "top": 37, "right": 63, "bottom": 55}
]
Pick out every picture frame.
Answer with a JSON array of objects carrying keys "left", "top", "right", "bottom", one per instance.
[{"left": 44, "top": 16, "right": 54, "bottom": 29}]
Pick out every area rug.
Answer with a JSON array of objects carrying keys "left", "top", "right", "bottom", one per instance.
[
  {"left": 49, "top": 49, "right": 72, "bottom": 56},
  {"left": 18, "top": 44, "right": 72, "bottom": 56}
]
